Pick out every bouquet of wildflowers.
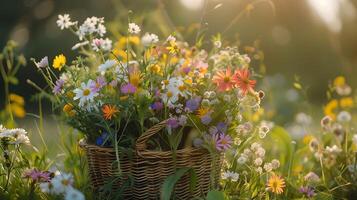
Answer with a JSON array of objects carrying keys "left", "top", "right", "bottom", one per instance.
[{"left": 33, "top": 14, "right": 264, "bottom": 158}]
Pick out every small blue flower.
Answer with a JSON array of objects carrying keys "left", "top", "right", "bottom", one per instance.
[{"left": 96, "top": 132, "right": 110, "bottom": 146}]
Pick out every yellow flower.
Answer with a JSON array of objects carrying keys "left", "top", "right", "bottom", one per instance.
[
  {"left": 117, "top": 36, "right": 140, "bottom": 49},
  {"left": 267, "top": 173, "right": 285, "bottom": 194},
  {"left": 6, "top": 104, "right": 26, "bottom": 118},
  {"left": 68, "top": 110, "right": 76, "bottom": 117},
  {"left": 112, "top": 49, "right": 128, "bottom": 62},
  {"left": 129, "top": 70, "right": 141, "bottom": 87},
  {"left": 147, "top": 64, "right": 162, "bottom": 75},
  {"left": 9, "top": 93, "right": 24, "bottom": 106},
  {"left": 333, "top": 76, "right": 345, "bottom": 87},
  {"left": 63, "top": 103, "right": 74, "bottom": 113},
  {"left": 53, "top": 54, "right": 66, "bottom": 70},
  {"left": 303, "top": 134, "right": 314, "bottom": 145},
  {"left": 340, "top": 97, "right": 354, "bottom": 108},
  {"left": 324, "top": 99, "right": 338, "bottom": 120},
  {"left": 197, "top": 107, "right": 210, "bottom": 118},
  {"left": 66, "top": 92, "right": 75, "bottom": 99},
  {"left": 166, "top": 41, "right": 179, "bottom": 54}
]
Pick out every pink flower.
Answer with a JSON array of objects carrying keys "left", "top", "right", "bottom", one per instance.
[
  {"left": 214, "top": 133, "right": 232, "bottom": 151},
  {"left": 212, "top": 68, "right": 235, "bottom": 92}
]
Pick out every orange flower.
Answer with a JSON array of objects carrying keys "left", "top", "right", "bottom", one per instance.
[
  {"left": 267, "top": 173, "right": 285, "bottom": 194},
  {"left": 212, "top": 68, "right": 235, "bottom": 92},
  {"left": 102, "top": 105, "right": 119, "bottom": 120},
  {"left": 233, "top": 68, "right": 256, "bottom": 95}
]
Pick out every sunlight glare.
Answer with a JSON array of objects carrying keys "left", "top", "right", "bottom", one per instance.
[{"left": 180, "top": 0, "right": 204, "bottom": 11}]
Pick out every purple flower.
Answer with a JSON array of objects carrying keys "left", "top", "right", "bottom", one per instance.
[
  {"left": 167, "top": 118, "right": 180, "bottom": 129},
  {"left": 182, "top": 66, "right": 191, "bottom": 74},
  {"left": 35, "top": 56, "right": 49, "bottom": 68},
  {"left": 178, "top": 115, "right": 187, "bottom": 126},
  {"left": 53, "top": 79, "right": 65, "bottom": 94},
  {"left": 214, "top": 133, "right": 232, "bottom": 151},
  {"left": 91, "top": 76, "right": 107, "bottom": 92},
  {"left": 216, "top": 122, "right": 227, "bottom": 133},
  {"left": 121, "top": 83, "right": 137, "bottom": 94},
  {"left": 185, "top": 97, "right": 201, "bottom": 112},
  {"left": 299, "top": 186, "right": 315, "bottom": 198},
  {"left": 23, "top": 169, "right": 51, "bottom": 182},
  {"left": 201, "top": 114, "right": 212, "bottom": 125},
  {"left": 150, "top": 101, "right": 163, "bottom": 111}
]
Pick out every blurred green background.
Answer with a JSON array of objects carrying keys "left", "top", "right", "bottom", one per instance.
[{"left": 1, "top": 0, "right": 357, "bottom": 113}]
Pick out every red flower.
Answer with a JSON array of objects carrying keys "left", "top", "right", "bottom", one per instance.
[{"left": 233, "top": 69, "right": 256, "bottom": 95}]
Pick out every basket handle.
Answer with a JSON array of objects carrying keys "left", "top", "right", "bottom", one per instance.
[{"left": 135, "top": 120, "right": 168, "bottom": 152}]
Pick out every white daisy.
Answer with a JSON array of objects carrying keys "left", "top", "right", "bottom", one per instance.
[
  {"left": 51, "top": 172, "right": 74, "bottom": 194},
  {"left": 56, "top": 14, "right": 75, "bottom": 30},
  {"left": 11, "top": 134, "right": 30, "bottom": 145},
  {"left": 73, "top": 80, "right": 99, "bottom": 107},
  {"left": 128, "top": 23, "right": 141, "bottom": 34},
  {"left": 98, "top": 60, "right": 117, "bottom": 74},
  {"left": 64, "top": 187, "right": 85, "bottom": 200}
]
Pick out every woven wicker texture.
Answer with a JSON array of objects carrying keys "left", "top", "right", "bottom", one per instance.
[{"left": 82, "top": 121, "right": 221, "bottom": 199}]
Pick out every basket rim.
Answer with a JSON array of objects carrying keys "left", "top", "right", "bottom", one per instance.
[{"left": 80, "top": 142, "right": 210, "bottom": 158}]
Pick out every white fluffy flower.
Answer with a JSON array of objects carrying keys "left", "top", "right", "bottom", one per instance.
[
  {"left": 96, "top": 23, "right": 106, "bottom": 37},
  {"left": 304, "top": 172, "right": 320, "bottom": 182},
  {"left": 98, "top": 60, "right": 117, "bottom": 73},
  {"left": 263, "top": 163, "right": 273, "bottom": 172},
  {"left": 221, "top": 171, "right": 239, "bottom": 182},
  {"left": 325, "top": 145, "right": 342, "bottom": 154},
  {"left": 73, "top": 80, "right": 99, "bottom": 107},
  {"left": 128, "top": 23, "right": 141, "bottom": 34},
  {"left": 65, "top": 187, "right": 85, "bottom": 200},
  {"left": 255, "top": 167, "right": 263, "bottom": 174},
  {"left": 141, "top": 33, "right": 159, "bottom": 46},
  {"left": 237, "top": 155, "right": 248, "bottom": 164},
  {"left": 101, "top": 38, "right": 112, "bottom": 51},
  {"left": 271, "top": 159, "right": 280, "bottom": 169},
  {"left": 255, "top": 147, "right": 266, "bottom": 158},
  {"left": 76, "top": 16, "right": 105, "bottom": 40},
  {"left": 258, "top": 125, "right": 270, "bottom": 139},
  {"left": 91, "top": 38, "right": 112, "bottom": 52},
  {"left": 51, "top": 172, "right": 74, "bottom": 194},
  {"left": 57, "top": 14, "right": 75, "bottom": 30},
  {"left": 250, "top": 142, "right": 261, "bottom": 151},
  {"left": 337, "top": 111, "right": 352, "bottom": 123},
  {"left": 254, "top": 158, "right": 263, "bottom": 166}
]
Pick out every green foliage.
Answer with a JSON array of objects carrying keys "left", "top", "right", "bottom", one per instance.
[{"left": 161, "top": 167, "right": 197, "bottom": 200}]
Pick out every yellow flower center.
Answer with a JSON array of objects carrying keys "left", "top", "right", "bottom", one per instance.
[
  {"left": 223, "top": 76, "right": 231, "bottom": 83},
  {"left": 178, "top": 85, "right": 186, "bottom": 91},
  {"left": 167, "top": 91, "right": 173, "bottom": 98},
  {"left": 83, "top": 89, "right": 91, "bottom": 96}
]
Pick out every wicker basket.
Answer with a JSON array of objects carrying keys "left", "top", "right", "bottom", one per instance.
[{"left": 82, "top": 121, "right": 221, "bottom": 199}]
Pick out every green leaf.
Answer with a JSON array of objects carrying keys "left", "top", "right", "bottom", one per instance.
[
  {"left": 8, "top": 76, "right": 19, "bottom": 85},
  {"left": 268, "top": 126, "right": 293, "bottom": 173},
  {"left": 206, "top": 190, "right": 225, "bottom": 200},
  {"left": 161, "top": 167, "right": 196, "bottom": 200}
]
